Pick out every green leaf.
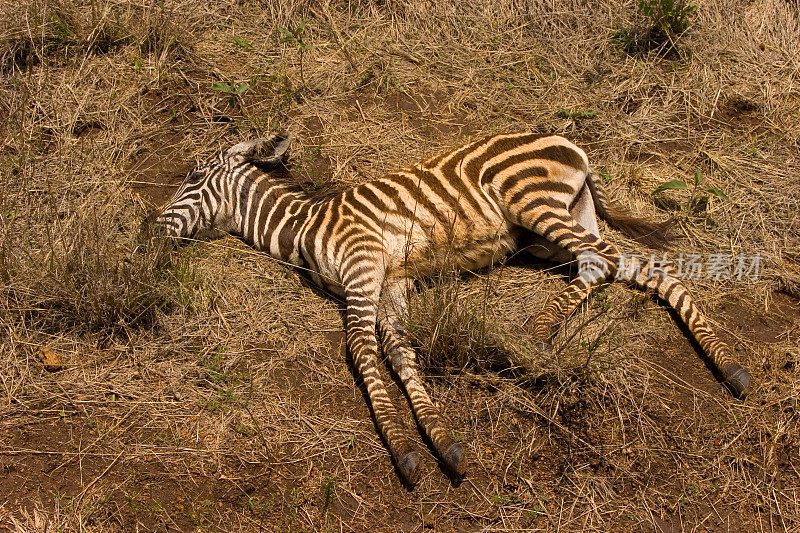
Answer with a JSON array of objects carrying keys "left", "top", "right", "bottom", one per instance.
[
  {"left": 556, "top": 108, "right": 597, "bottom": 120},
  {"left": 232, "top": 36, "right": 252, "bottom": 49},
  {"left": 704, "top": 187, "right": 729, "bottom": 200},
  {"left": 598, "top": 169, "right": 612, "bottom": 183},
  {"left": 234, "top": 82, "right": 250, "bottom": 94},
  {"left": 278, "top": 27, "right": 294, "bottom": 42},
  {"left": 652, "top": 179, "right": 688, "bottom": 195},
  {"left": 211, "top": 82, "right": 233, "bottom": 93},
  {"left": 693, "top": 170, "right": 703, "bottom": 186}
]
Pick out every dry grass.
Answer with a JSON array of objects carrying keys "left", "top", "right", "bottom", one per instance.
[
  {"left": 0, "top": 197, "right": 193, "bottom": 337},
  {"left": 1, "top": 0, "right": 799, "bottom": 531}
]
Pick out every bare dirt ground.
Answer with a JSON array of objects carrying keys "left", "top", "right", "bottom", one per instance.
[{"left": 1, "top": 1, "right": 799, "bottom": 531}]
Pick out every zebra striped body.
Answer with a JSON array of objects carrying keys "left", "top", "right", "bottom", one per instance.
[{"left": 152, "top": 132, "right": 750, "bottom": 485}]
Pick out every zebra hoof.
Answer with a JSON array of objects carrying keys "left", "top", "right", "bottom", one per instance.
[
  {"left": 443, "top": 442, "right": 467, "bottom": 477},
  {"left": 722, "top": 365, "right": 751, "bottom": 399},
  {"left": 398, "top": 451, "right": 420, "bottom": 486}
]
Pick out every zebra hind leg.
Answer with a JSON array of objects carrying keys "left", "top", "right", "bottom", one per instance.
[
  {"left": 618, "top": 257, "right": 751, "bottom": 398},
  {"left": 518, "top": 207, "right": 620, "bottom": 344},
  {"left": 517, "top": 203, "right": 750, "bottom": 397}
]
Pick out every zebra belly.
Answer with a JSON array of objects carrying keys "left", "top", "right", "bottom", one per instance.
[{"left": 382, "top": 215, "right": 519, "bottom": 278}]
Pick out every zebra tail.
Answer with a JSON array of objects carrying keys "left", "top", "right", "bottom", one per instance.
[{"left": 587, "top": 170, "right": 675, "bottom": 249}]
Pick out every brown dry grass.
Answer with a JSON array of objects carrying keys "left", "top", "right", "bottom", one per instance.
[{"left": 1, "top": 0, "right": 799, "bottom": 531}]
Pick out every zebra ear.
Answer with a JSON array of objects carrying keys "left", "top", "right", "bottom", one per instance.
[{"left": 226, "top": 132, "right": 291, "bottom": 163}]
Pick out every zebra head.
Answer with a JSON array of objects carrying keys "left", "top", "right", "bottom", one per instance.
[{"left": 149, "top": 132, "right": 291, "bottom": 241}]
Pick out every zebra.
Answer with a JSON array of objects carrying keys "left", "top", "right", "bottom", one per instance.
[{"left": 149, "top": 131, "right": 751, "bottom": 485}]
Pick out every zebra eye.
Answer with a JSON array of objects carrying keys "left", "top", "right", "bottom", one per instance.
[{"left": 186, "top": 170, "right": 205, "bottom": 183}]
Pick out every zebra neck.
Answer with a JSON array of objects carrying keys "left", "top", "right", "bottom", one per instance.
[{"left": 232, "top": 179, "right": 314, "bottom": 265}]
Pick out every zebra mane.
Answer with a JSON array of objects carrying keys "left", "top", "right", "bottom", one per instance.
[{"left": 251, "top": 158, "right": 344, "bottom": 203}]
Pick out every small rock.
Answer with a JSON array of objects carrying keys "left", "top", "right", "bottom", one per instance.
[{"left": 39, "top": 347, "right": 63, "bottom": 372}]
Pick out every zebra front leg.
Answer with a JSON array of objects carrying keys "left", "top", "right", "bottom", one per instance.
[
  {"left": 345, "top": 295, "right": 421, "bottom": 485},
  {"left": 377, "top": 285, "right": 466, "bottom": 477}
]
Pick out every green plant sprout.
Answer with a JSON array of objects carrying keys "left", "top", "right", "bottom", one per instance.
[
  {"left": 232, "top": 36, "right": 252, "bottom": 49},
  {"left": 212, "top": 80, "right": 250, "bottom": 107},
  {"left": 279, "top": 19, "right": 313, "bottom": 87},
  {"left": 614, "top": 0, "right": 698, "bottom": 56},
  {"left": 652, "top": 170, "right": 728, "bottom": 213},
  {"left": 638, "top": 0, "right": 697, "bottom": 36},
  {"left": 321, "top": 476, "right": 337, "bottom": 515}
]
